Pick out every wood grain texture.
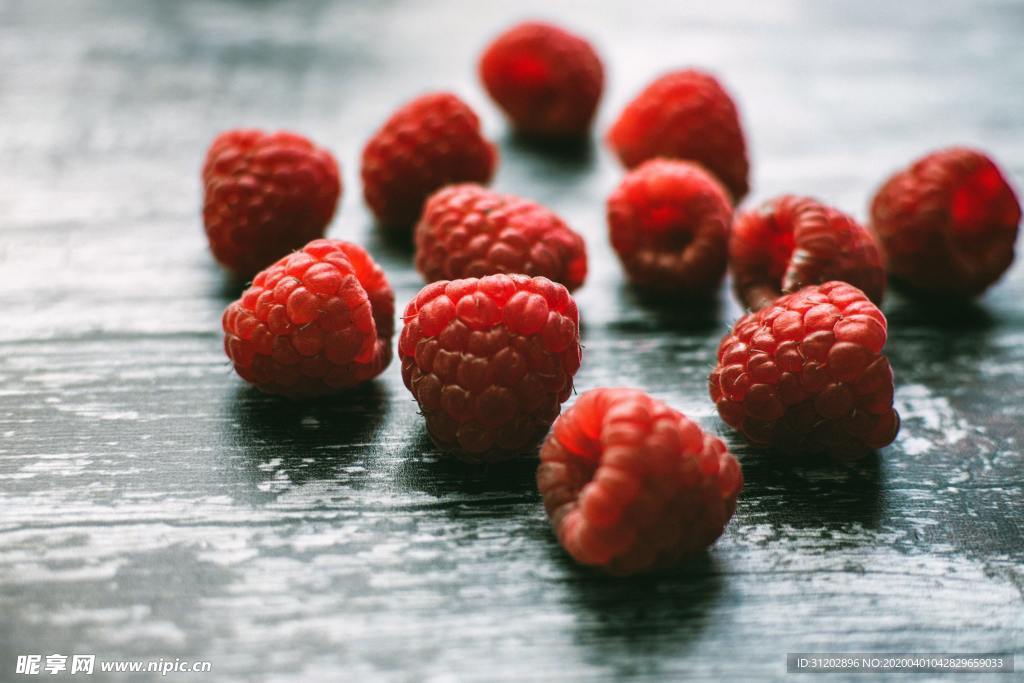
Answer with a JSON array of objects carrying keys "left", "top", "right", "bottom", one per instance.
[{"left": 1, "top": 1, "right": 1022, "bottom": 681}]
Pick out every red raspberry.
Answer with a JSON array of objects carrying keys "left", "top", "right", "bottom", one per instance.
[
  {"left": 361, "top": 92, "right": 498, "bottom": 231},
  {"left": 479, "top": 21, "right": 603, "bottom": 138},
  {"left": 709, "top": 281, "right": 900, "bottom": 460},
  {"left": 730, "top": 195, "right": 886, "bottom": 311},
  {"left": 536, "top": 388, "right": 742, "bottom": 576},
  {"left": 606, "top": 69, "right": 749, "bottom": 202},
  {"left": 869, "top": 147, "right": 1021, "bottom": 297},
  {"left": 399, "top": 275, "right": 581, "bottom": 462},
  {"left": 223, "top": 239, "right": 393, "bottom": 398},
  {"left": 202, "top": 129, "right": 341, "bottom": 278},
  {"left": 607, "top": 159, "right": 731, "bottom": 297},
  {"left": 415, "top": 184, "right": 588, "bottom": 292}
]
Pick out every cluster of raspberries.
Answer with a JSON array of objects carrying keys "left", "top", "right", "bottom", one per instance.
[{"left": 203, "top": 20, "right": 1022, "bottom": 575}]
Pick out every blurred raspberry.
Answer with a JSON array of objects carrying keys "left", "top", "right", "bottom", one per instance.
[
  {"left": 709, "top": 281, "right": 899, "bottom": 460},
  {"left": 202, "top": 129, "right": 341, "bottom": 278},
  {"left": 480, "top": 21, "right": 603, "bottom": 138},
  {"left": 730, "top": 195, "right": 886, "bottom": 311},
  {"left": 607, "top": 159, "right": 731, "bottom": 297},
  {"left": 361, "top": 92, "right": 497, "bottom": 232},
  {"left": 606, "top": 69, "right": 749, "bottom": 202},
  {"left": 870, "top": 147, "right": 1021, "bottom": 296},
  {"left": 223, "top": 239, "right": 393, "bottom": 398},
  {"left": 415, "top": 184, "right": 587, "bottom": 292},
  {"left": 399, "top": 274, "right": 581, "bottom": 462},
  {"left": 537, "top": 388, "right": 742, "bottom": 575}
]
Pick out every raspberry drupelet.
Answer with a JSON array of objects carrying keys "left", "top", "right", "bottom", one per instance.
[
  {"left": 361, "top": 92, "right": 498, "bottom": 232},
  {"left": 709, "top": 281, "right": 899, "bottom": 460},
  {"left": 202, "top": 129, "right": 341, "bottom": 278},
  {"left": 607, "top": 159, "right": 732, "bottom": 297},
  {"left": 537, "top": 388, "right": 742, "bottom": 576},
  {"left": 415, "top": 184, "right": 588, "bottom": 292},
  {"left": 222, "top": 239, "right": 394, "bottom": 398},
  {"left": 399, "top": 275, "right": 581, "bottom": 462},
  {"left": 730, "top": 195, "right": 886, "bottom": 311},
  {"left": 869, "top": 147, "right": 1021, "bottom": 297},
  {"left": 606, "top": 69, "right": 749, "bottom": 202},
  {"left": 479, "top": 21, "right": 604, "bottom": 138}
]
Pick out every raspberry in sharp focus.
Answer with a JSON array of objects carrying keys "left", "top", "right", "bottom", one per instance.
[
  {"left": 536, "top": 388, "right": 742, "bottom": 576},
  {"left": 202, "top": 129, "right": 341, "bottom": 278},
  {"left": 223, "top": 239, "right": 394, "bottom": 398},
  {"left": 361, "top": 92, "right": 498, "bottom": 232},
  {"left": 869, "top": 147, "right": 1021, "bottom": 297},
  {"left": 607, "top": 159, "right": 732, "bottom": 298},
  {"left": 415, "top": 184, "right": 588, "bottom": 292},
  {"left": 730, "top": 195, "right": 886, "bottom": 312},
  {"left": 479, "top": 20, "right": 604, "bottom": 138},
  {"left": 399, "top": 274, "right": 582, "bottom": 462},
  {"left": 709, "top": 281, "right": 900, "bottom": 460},
  {"left": 606, "top": 69, "right": 749, "bottom": 202}
]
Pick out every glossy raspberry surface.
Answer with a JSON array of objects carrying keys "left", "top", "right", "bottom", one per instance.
[
  {"left": 730, "top": 195, "right": 886, "bottom": 311},
  {"left": 361, "top": 92, "right": 497, "bottom": 231},
  {"left": 399, "top": 275, "right": 581, "bottom": 462},
  {"left": 480, "top": 21, "right": 603, "bottom": 138},
  {"left": 870, "top": 147, "right": 1021, "bottom": 296},
  {"left": 709, "top": 281, "right": 899, "bottom": 460},
  {"left": 223, "top": 239, "right": 393, "bottom": 398},
  {"left": 607, "top": 159, "right": 731, "bottom": 297},
  {"left": 415, "top": 184, "right": 588, "bottom": 292},
  {"left": 202, "top": 129, "right": 341, "bottom": 277},
  {"left": 537, "top": 388, "right": 742, "bottom": 576},
  {"left": 606, "top": 69, "right": 749, "bottom": 202}
]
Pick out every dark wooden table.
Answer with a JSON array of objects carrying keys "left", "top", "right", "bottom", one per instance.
[{"left": 2, "top": 1, "right": 1022, "bottom": 681}]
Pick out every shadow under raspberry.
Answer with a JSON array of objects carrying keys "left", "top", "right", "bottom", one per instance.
[
  {"left": 502, "top": 129, "right": 596, "bottom": 169},
  {"left": 393, "top": 426, "right": 542, "bottom": 501},
  {"left": 884, "top": 286, "right": 997, "bottom": 331},
  {"left": 224, "top": 381, "right": 391, "bottom": 496},
  {"left": 562, "top": 552, "right": 726, "bottom": 666},
  {"left": 733, "top": 447, "right": 883, "bottom": 531},
  {"left": 606, "top": 282, "right": 725, "bottom": 335}
]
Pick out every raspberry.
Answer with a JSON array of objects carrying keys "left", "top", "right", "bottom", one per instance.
[
  {"left": 606, "top": 69, "right": 749, "bottom": 202},
  {"left": 479, "top": 21, "right": 603, "bottom": 138},
  {"left": 399, "top": 274, "right": 581, "bottom": 462},
  {"left": 361, "top": 92, "right": 498, "bottom": 231},
  {"left": 415, "top": 184, "right": 588, "bottom": 292},
  {"left": 869, "top": 147, "right": 1021, "bottom": 297},
  {"left": 730, "top": 195, "right": 886, "bottom": 311},
  {"left": 202, "top": 129, "right": 341, "bottom": 277},
  {"left": 536, "top": 388, "right": 742, "bottom": 576},
  {"left": 607, "top": 159, "right": 731, "bottom": 297},
  {"left": 709, "top": 281, "right": 899, "bottom": 460},
  {"left": 223, "top": 239, "right": 394, "bottom": 398}
]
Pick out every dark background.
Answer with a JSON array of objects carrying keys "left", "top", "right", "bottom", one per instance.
[{"left": 1, "top": 0, "right": 1022, "bottom": 681}]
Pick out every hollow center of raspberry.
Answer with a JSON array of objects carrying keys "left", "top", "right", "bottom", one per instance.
[
  {"left": 641, "top": 203, "right": 695, "bottom": 250},
  {"left": 951, "top": 165, "right": 1014, "bottom": 234},
  {"left": 767, "top": 219, "right": 797, "bottom": 280},
  {"left": 506, "top": 55, "right": 550, "bottom": 88}
]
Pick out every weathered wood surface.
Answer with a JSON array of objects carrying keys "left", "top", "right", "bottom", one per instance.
[{"left": 1, "top": 1, "right": 1022, "bottom": 681}]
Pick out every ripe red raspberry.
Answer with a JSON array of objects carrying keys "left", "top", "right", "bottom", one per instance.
[
  {"left": 361, "top": 92, "right": 498, "bottom": 231},
  {"left": 607, "top": 159, "right": 731, "bottom": 297},
  {"left": 399, "top": 275, "right": 581, "bottom": 462},
  {"left": 479, "top": 21, "right": 603, "bottom": 138},
  {"left": 869, "top": 147, "right": 1021, "bottom": 297},
  {"left": 606, "top": 69, "right": 749, "bottom": 202},
  {"left": 415, "top": 184, "right": 587, "bottom": 292},
  {"left": 730, "top": 195, "right": 886, "bottom": 311},
  {"left": 536, "top": 388, "right": 742, "bottom": 576},
  {"left": 709, "top": 281, "right": 899, "bottom": 460},
  {"left": 223, "top": 239, "right": 393, "bottom": 398},
  {"left": 202, "top": 129, "right": 341, "bottom": 278}
]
